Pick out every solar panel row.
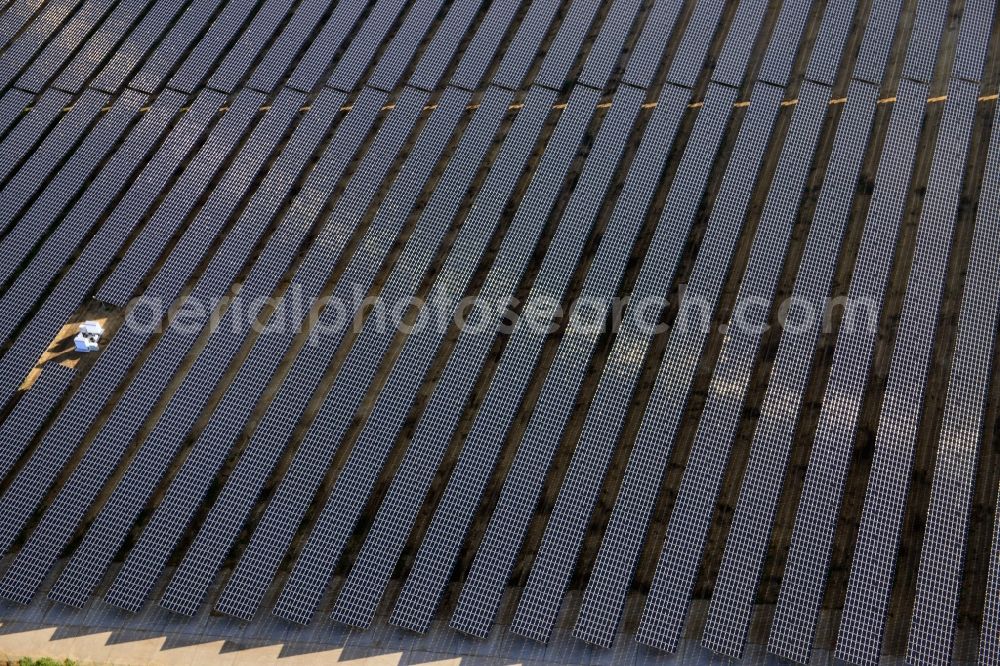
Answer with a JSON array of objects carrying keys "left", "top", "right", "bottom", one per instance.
[
  {"left": 98, "top": 87, "right": 420, "bottom": 615},
  {"left": 0, "top": 92, "right": 303, "bottom": 603},
  {"left": 950, "top": 0, "right": 994, "bottom": 84},
  {"left": 620, "top": 81, "right": 828, "bottom": 653},
  {"left": 0, "top": 0, "right": 90, "bottom": 90},
  {"left": 756, "top": 0, "right": 814, "bottom": 88},
  {"left": 0, "top": 89, "right": 108, "bottom": 248},
  {"left": 689, "top": 98, "right": 830, "bottom": 658},
  {"left": 450, "top": 82, "right": 737, "bottom": 640},
  {"left": 489, "top": 0, "right": 561, "bottom": 90},
  {"left": 914, "top": 47, "right": 1000, "bottom": 666},
  {"left": 0, "top": 0, "right": 49, "bottom": 49},
  {"left": 48, "top": 87, "right": 370, "bottom": 610},
  {"left": 851, "top": 0, "right": 907, "bottom": 86},
  {"left": 545, "top": 82, "right": 782, "bottom": 651},
  {"left": 13, "top": 0, "right": 127, "bottom": 93},
  {"left": 0, "top": 89, "right": 69, "bottom": 191},
  {"left": 0, "top": 88, "right": 323, "bottom": 607},
  {"left": 366, "top": 0, "right": 450, "bottom": 92},
  {"left": 94, "top": 89, "right": 266, "bottom": 306},
  {"left": 332, "top": 83, "right": 646, "bottom": 632},
  {"left": 157, "top": 87, "right": 461, "bottom": 617},
  {"left": 618, "top": 0, "right": 684, "bottom": 89},
  {"left": 666, "top": 0, "right": 726, "bottom": 88},
  {"left": 803, "top": 0, "right": 859, "bottom": 86},
  {"left": 128, "top": 0, "right": 239, "bottom": 93},
  {"left": 291, "top": 87, "right": 594, "bottom": 631},
  {"left": 393, "top": 81, "right": 690, "bottom": 637},
  {"left": 204, "top": 0, "right": 308, "bottom": 93},
  {"left": 0, "top": 363, "right": 75, "bottom": 484},
  {"left": 288, "top": 0, "right": 408, "bottom": 92},
  {"left": 532, "top": 0, "right": 602, "bottom": 89},
  {"left": 764, "top": 81, "right": 927, "bottom": 663},
  {"left": 899, "top": 0, "right": 950, "bottom": 85},
  {"left": 835, "top": 78, "right": 981, "bottom": 666},
  {"left": 0, "top": 90, "right": 181, "bottom": 320},
  {"left": 167, "top": 0, "right": 282, "bottom": 93},
  {"left": 87, "top": 0, "right": 190, "bottom": 92},
  {"left": 570, "top": 0, "right": 635, "bottom": 88},
  {"left": 265, "top": 84, "right": 568, "bottom": 626},
  {"left": 0, "top": 90, "right": 219, "bottom": 410},
  {"left": 274, "top": 86, "right": 599, "bottom": 621},
  {"left": 710, "top": 0, "right": 770, "bottom": 88},
  {"left": 407, "top": 0, "right": 485, "bottom": 91},
  {"left": 0, "top": 88, "right": 33, "bottom": 138},
  {"left": 213, "top": 85, "right": 516, "bottom": 623},
  {"left": 48, "top": 0, "right": 160, "bottom": 92},
  {"left": 246, "top": 0, "right": 369, "bottom": 92},
  {"left": 447, "top": 0, "right": 522, "bottom": 90},
  {"left": 0, "top": 90, "right": 144, "bottom": 285}
]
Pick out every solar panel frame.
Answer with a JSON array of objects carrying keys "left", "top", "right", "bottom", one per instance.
[
  {"left": 331, "top": 84, "right": 646, "bottom": 630},
  {"left": 211, "top": 86, "right": 515, "bottom": 622},
  {"left": 512, "top": 81, "right": 783, "bottom": 647},
  {"left": 909, "top": 76, "right": 999, "bottom": 666},
  {"left": 835, "top": 78, "right": 980, "bottom": 666},
  {"left": 391, "top": 83, "right": 691, "bottom": 636},
  {"left": 0, "top": 364, "right": 75, "bottom": 485},
  {"left": 450, "top": 82, "right": 738, "bottom": 640},
  {"left": 46, "top": 88, "right": 367, "bottom": 610}
]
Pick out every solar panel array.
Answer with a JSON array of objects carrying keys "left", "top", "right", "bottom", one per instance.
[{"left": 0, "top": 0, "right": 999, "bottom": 663}]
